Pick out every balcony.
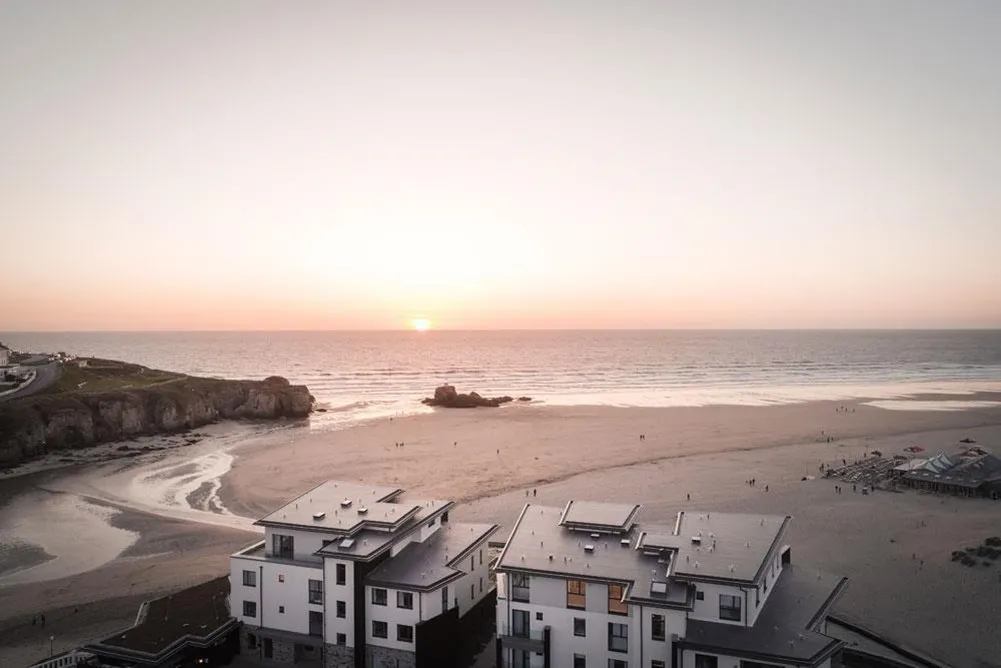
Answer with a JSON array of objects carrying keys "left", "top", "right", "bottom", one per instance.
[{"left": 497, "top": 622, "right": 547, "bottom": 654}]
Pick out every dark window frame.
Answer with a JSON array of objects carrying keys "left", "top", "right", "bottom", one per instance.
[
  {"left": 397, "top": 591, "right": 414, "bottom": 609},
  {"left": 335, "top": 563, "right": 346, "bottom": 585},
  {"left": 607, "top": 583, "right": 628, "bottom": 615},
  {"left": 308, "top": 579, "right": 323, "bottom": 604},
  {"left": 573, "top": 617, "right": 586, "bottom": 637},
  {"left": 272, "top": 534, "right": 294, "bottom": 559},
  {"left": 719, "top": 593, "right": 742, "bottom": 622},
  {"left": 372, "top": 588, "right": 388, "bottom": 606},
  {"left": 372, "top": 620, "right": 388, "bottom": 639},
  {"left": 651, "top": 613, "right": 666, "bottom": 641},
  {"left": 242, "top": 569, "right": 256, "bottom": 587},
  {"left": 608, "top": 622, "right": 628, "bottom": 653},
  {"left": 397, "top": 624, "right": 414, "bottom": 643},
  {"left": 243, "top": 600, "right": 257, "bottom": 618},
  {"left": 567, "top": 578, "right": 586, "bottom": 609}
]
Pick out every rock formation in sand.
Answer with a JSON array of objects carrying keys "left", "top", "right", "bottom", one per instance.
[
  {"left": 422, "top": 384, "right": 522, "bottom": 408},
  {"left": 0, "top": 372, "right": 314, "bottom": 467}
]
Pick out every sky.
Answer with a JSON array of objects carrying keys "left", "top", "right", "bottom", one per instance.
[{"left": 1, "top": 1, "right": 999, "bottom": 331}]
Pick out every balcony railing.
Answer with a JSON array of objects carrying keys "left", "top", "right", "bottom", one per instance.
[{"left": 497, "top": 622, "right": 546, "bottom": 642}]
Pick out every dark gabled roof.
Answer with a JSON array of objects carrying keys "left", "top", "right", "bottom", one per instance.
[{"left": 680, "top": 565, "right": 848, "bottom": 667}]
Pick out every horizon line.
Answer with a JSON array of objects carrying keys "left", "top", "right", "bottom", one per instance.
[{"left": 3, "top": 327, "right": 1001, "bottom": 335}]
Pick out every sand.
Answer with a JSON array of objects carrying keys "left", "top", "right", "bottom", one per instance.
[{"left": 2, "top": 393, "right": 1001, "bottom": 667}]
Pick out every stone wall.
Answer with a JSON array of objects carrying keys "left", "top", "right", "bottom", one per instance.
[
  {"left": 365, "top": 645, "right": 416, "bottom": 668},
  {"left": 324, "top": 643, "right": 355, "bottom": 668},
  {"left": 240, "top": 627, "right": 296, "bottom": 664}
]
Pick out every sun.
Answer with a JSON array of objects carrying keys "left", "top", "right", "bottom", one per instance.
[{"left": 411, "top": 318, "right": 432, "bottom": 332}]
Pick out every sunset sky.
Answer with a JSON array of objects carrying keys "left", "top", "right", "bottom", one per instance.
[{"left": 2, "top": 1, "right": 999, "bottom": 331}]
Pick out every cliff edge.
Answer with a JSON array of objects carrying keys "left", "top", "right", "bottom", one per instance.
[{"left": 0, "top": 363, "right": 314, "bottom": 467}]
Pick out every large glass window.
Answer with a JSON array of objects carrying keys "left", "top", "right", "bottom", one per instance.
[
  {"left": 272, "top": 534, "right": 294, "bottom": 559},
  {"left": 242, "top": 570, "right": 256, "bottom": 587},
  {"left": 573, "top": 617, "right": 586, "bottom": 637},
  {"left": 719, "top": 594, "right": 742, "bottom": 622},
  {"left": 607, "top": 583, "right": 628, "bottom": 615},
  {"left": 397, "top": 591, "right": 414, "bottom": 609},
  {"left": 308, "top": 579, "right": 323, "bottom": 604},
  {"left": 243, "top": 601, "right": 257, "bottom": 618},
  {"left": 372, "top": 620, "right": 388, "bottom": 638},
  {"left": 567, "top": 579, "right": 586, "bottom": 609},
  {"left": 335, "top": 563, "right": 346, "bottom": 585},
  {"left": 512, "top": 609, "right": 530, "bottom": 638},
  {"left": 512, "top": 573, "right": 530, "bottom": 602},
  {"left": 336, "top": 601, "right": 345, "bottom": 618},
  {"left": 397, "top": 624, "right": 414, "bottom": 643},
  {"left": 513, "top": 650, "right": 531, "bottom": 668},
  {"left": 694, "top": 655, "right": 718, "bottom": 668},
  {"left": 371, "top": 588, "right": 388, "bottom": 606},
  {"left": 651, "top": 613, "right": 666, "bottom": 641},
  {"left": 608, "top": 622, "right": 628, "bottom": 653}
]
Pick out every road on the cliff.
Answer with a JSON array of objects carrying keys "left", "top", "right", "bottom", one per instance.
[{"left": 0, "top": 362, "right": 61, "bottom": 402}]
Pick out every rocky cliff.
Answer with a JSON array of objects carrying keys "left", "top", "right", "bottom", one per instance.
[
  {"left": 421, "top": 384, "right": 530, "bottom": 408},
  {"left": 0, "top": 375, "right": 314, "bottom": 467}
]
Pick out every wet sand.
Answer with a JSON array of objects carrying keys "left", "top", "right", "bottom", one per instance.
[{"left": 2, "top": 394, "right": 1001, "bottom": 666}]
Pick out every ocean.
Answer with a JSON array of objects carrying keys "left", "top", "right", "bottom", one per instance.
[{"left": 3, "top": 330, "right": 1001, "bottom": 428}]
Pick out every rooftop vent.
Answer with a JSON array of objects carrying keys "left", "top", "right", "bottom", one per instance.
[
  {"left": 358, "top": 506, "right": 368, "bottom": 514},
  {"left": 620, "top": 538, "right": 630, "bottom": 548},
  {"left": 590, "top": 533, "right": 601, "bottom": 539},
  {"left": 340, "top": 499, "right": 352, "bottom": 508},
  {"left": 339, "top": 538, "right": 355, "bottom": 549},
  {"left": 584, "top": 544, "right": 595, "bottom": 553},
  {"left": 312, "top": 512, "right": 326, "bottom": 521},
  {"left": 651, "top": 581, "right": 668, "bottom": 595},
  {"left": 691, "top": 536, "right": 702, "bottom": 545}
]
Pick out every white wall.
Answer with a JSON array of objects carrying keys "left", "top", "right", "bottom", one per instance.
[
  {"left": 640, "top": 605, "right": 686, "bottom": 665},
  {"left": 324, "top": 558, "right": 356, "bottom": 647},
  {"left": 230, "top": 556, "right": 324, "bottom": 636},
  {"left": 688, "top": 582, "right": 748, "bottom": 626},
  {"left": 365, "top": 585, "right": 420, "bottom": 652},
  {"left": 265, "top": 527, "right": 335, "bottom": 563},
  {"left": 454, "top": 543, "right": 493, "bottom": 617}
]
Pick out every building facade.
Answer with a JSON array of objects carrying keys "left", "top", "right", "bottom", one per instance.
[
  {"left": 229, "top": 481, "right": 498, "bottom": 668},
  {"left": 494, "top": 501, "right": 848, "bottom": 668}
]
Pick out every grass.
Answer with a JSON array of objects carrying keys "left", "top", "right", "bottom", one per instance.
[{"left": 43, "top": 359, "right": 185, "bottom": 395}]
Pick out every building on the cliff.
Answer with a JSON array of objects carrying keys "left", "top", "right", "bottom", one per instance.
[
  {"left": 494, "top": 501, "right": 849, "bottom": 668},
  {"left": 229, "top": 481, "right": 498, "bottom": 668},
  {"left": 0, "top": 344, "right": 10, "bottom": 369}
]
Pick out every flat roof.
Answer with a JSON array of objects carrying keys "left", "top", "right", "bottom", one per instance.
[
  {"left": 670, "top": 511, "right": 791, "bottom": 583},
  {"left": 90, "top": 577, "right": 235, "bottom": 659},
  {"left": 682, "top": 565, "right": 847, "bottom": 665},
  {"left": 367, "top": 523, "right": 499, "bottom": 591},
  {"left": 559, "top": 500, "right": 640, "bottom": 533},
  {"left": 256, "top": 481, "right": 413, "bottom": 534},
  {"left": 496, "top": 504, "right": 690, "bottom": 608},
  {"left": 315, "top": 499, "right": 454, "bottom": 562}
]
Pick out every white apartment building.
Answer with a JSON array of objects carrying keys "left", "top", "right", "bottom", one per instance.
[
  {"left": 494, "top": 501, "right": 848, "bottom": 668},
  {"left": 229, "top": 481, "right": 498, "bottom": 668}
]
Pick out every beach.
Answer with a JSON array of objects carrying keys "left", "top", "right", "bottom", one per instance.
[{"left": 2, "top": 395, "right": 1001, "bottom": 666}]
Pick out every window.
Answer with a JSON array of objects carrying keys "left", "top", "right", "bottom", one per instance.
[
  {"left": 567, "top": 578, "right": 586, "bottom": 609},
  {"left": 574, "top": 655, "right": 587, "bottom": 668},
  {"left": 513, "top": 650, "right": 530, "bottom": 668},
  {"left": 609, "top": 661, "right": 628, "bottom": 668},
  {"left": 756, "top": 586, "right": 760, "bottom": 607},
  {"left": 279, "top": 605, "right": 285, "bottom": 614},
  {"left": 511, "top": 573, "right": 530, "bottom": 602},
  {"left": 535, "top": 612, "right": 543, "bottom": 621},
  {"left": 243, "top": 601, "right": 257, "bottom": 618},
  {"left": 720, "top": 594, "right": 742, "bottom": 621},
  {"left": 608, "top": 583, "right": 628, "bottom": 615},
  {"left": 308, "top": 579, "right": 323, "bottom": 604},
  {"left": 696, "top": 590, "right": 704, "bottom": 601},
  {"left": 694, "top": 655, "right": 718, "bottom": 668},
  {"left": 371, "top": 588, "right": 388, "bottom": 606},
  {"left": 336, "top": 563, "right": 346, "bottom": 585},
  {"left": 372, "top": 620, "right": 388, "bottom": 638},
  {"left": 479, "top": 549, "right": 483, "bottom": 565},
  {"left": 480, "top": 577, "right": 483, "bottom": 593},
  {"left": 471, "top": 584, "right": 475, "bottom": 599},
  {"left": 335, "top": 633, "right": 346, "bottom": 646},
  {"left": 471, "top": 556, "right": 475, "bottom": 571},
  {"left": 336, "top": 601, "right": 346, "bottom": 618},
  {"left": 309, "top": 610, "right": 323, "bottom": 636},
  {"left": 242, "top": 570, "right": 256, "bottom": 587},
  {"left": 442, "top": 587, "right": 448, "bottom": 610},
  {"left": 512, "top": 609, "right": 530, "bottom": 638},
  {"left": 608, "top": 622, "right": 628, "bottom": 652},
  {"left": 397, "top": 624, "right": 414, "bottom": 643},
  {"left": 427, "top": 519, "right": 436, "bottom": 529},
  {"left": 397, "top": 591, "right": 413, "bottom": 609},
  {"left": 272, "top": 534, "right": 294, "bottom": 559},
  {"left": 573, "top": 617, "right": 586, "bottom": 637},
  {"left": 652, "top": 662, "right": 666, "bottom": 668},
  {"left": 651, "top": 613, "right": 665, "bottom": 641},
  {"left": 278, "top": 573, "right": 285, "bottom": 583}
]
